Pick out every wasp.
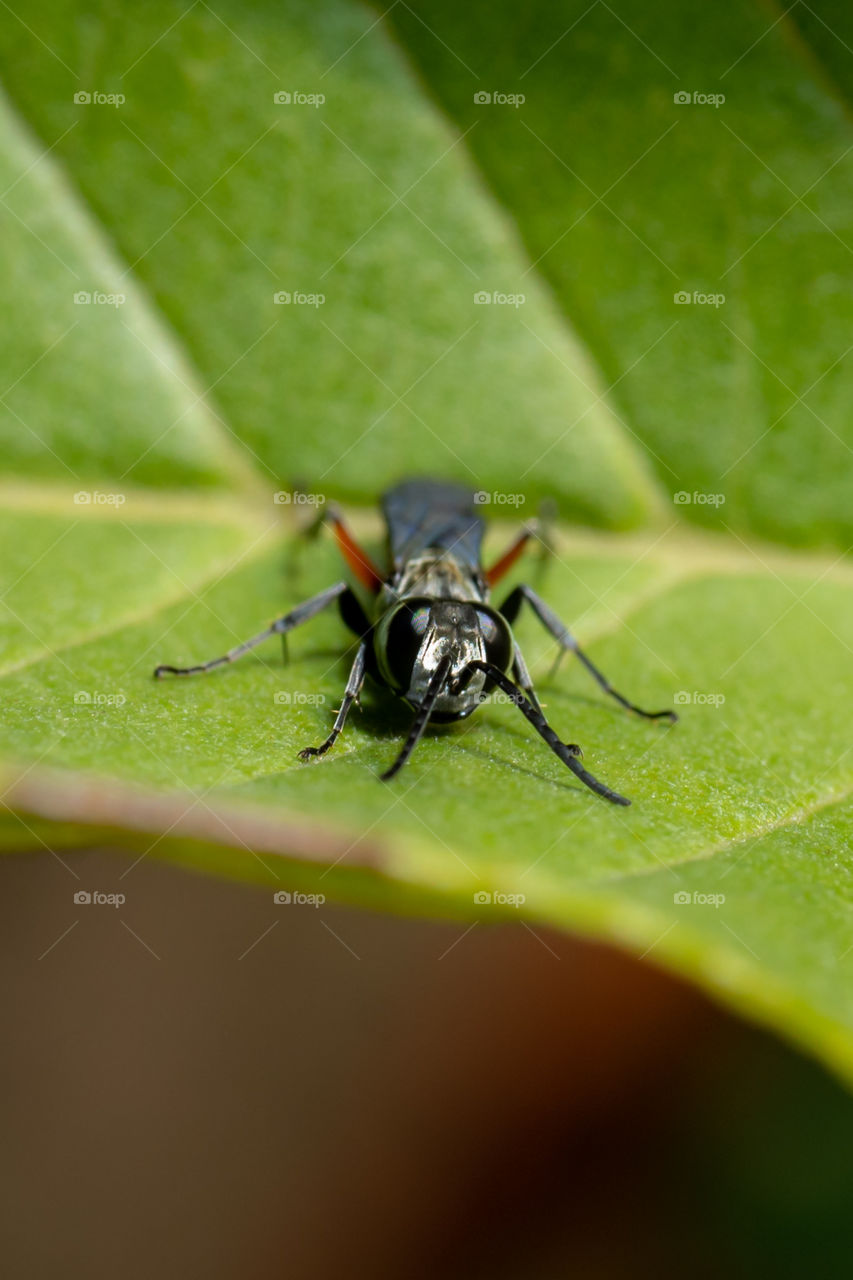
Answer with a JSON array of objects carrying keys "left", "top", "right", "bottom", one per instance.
[{"left": 155, "top": 479, "right": 676, "bottom": 804}]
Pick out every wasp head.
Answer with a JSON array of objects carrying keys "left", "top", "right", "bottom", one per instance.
[{"left": 374, "top": 597, "right": 513, "bottom": 719}]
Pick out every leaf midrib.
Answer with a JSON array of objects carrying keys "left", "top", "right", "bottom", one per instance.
[{"left": 5, "top": 483, "right": 853, "bottom": 684}]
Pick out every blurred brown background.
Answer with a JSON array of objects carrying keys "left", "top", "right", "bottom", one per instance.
[{"left": 2, "top": 848, "right": 853, "bottom": 1279}]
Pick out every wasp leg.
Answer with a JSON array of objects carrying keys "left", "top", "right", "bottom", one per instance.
[
  {"left": 484, "top": 509, "right": 553, "bottom": 588},
  {"left": 380, "top": 654, "right": 452, "bottom": 781},
  {"left": 153, "top": 581, "right": 356, "bottom": 678},
  {"left": 499, "top": 583, "right": 677, "bottom": 722},
  {"left": 458, "top": 660, "right": 628, "bottom": 805},
  {"left": 510, "top": 642, "right": 543, "bottom": 716},
  {"left": 310, "top": 501, "right": 383, "bottom": 593},
  {"left": 298, "top": 641, "right": 367, "bottom": 760},
  {"left": 510, "top": 644, "right": 583, "bottom": 757}
]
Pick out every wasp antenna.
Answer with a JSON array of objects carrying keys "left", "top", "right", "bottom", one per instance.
[{"left": 380, "top": 654, "right": 453, "bottom": 781}]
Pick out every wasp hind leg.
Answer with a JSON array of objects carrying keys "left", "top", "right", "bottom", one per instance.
[
  {"left": 484, "top": 505, "right": 555, "bottom": 588},
  {"left": 306, "top": 501, "right": 383, "bottom": 593}
]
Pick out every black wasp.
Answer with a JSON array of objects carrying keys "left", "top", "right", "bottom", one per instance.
[{"left": 154, "top": 479, "right": 676, "bottom": 804}]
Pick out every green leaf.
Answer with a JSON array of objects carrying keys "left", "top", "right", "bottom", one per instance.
[
  {"left": 387, "top": 0, "right": 853, "bottom": 547},
  {"left": 3, "top": 0, "right": 853, "bottom": 1089},
  {"left": 0, "top": 0, "right": 659, "bottom": 523}
]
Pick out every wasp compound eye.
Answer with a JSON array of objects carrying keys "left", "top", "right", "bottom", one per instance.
[
  {"left": 476, "top": 607, "right": 512, "bottom": 675},
  {"left": 378, "top": 598, "right": 432, "bottom": 692}
]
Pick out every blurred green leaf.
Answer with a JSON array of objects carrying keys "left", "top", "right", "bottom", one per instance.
[
  {"left": 0, "top": 0, "right": 660, "bottom": 522},
  {"left": 389, "top": 0, "right": 853, "bottom": 546}
]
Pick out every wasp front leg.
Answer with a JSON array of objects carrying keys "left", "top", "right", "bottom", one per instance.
[
  {"left": 298, "top": 641, "right": 367, "bottom": 761},
  {"left": 500, "top": 584, "right": 677, "bottom": 723},
  {"left": 154, "top": 582, "right": 359, "bottom": 679}
]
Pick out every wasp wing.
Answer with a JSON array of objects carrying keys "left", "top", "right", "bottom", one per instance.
[{"left": 382, "top": 478, "right": 484, "bottom": 575}]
